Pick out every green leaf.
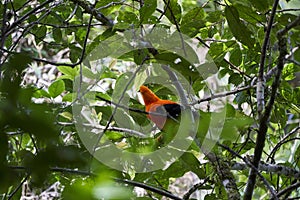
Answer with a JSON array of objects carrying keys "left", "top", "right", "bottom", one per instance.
[
  {"left": 59, "top": 111, "right": 73, "bottom": 121},
  {"left": 163, "top": 154, "right": 191, "bottom": 178},
  {"left": 105, "top": 131, "right": 124, "bottom": 142},
  {"left": 294, "top": 48, "right": 300, "bottom": 63},
  {"left": 229, "top": 48, "right": 242, "bottom": 66},
  {"left": 270, "top": 105, "right": 287, "bottom": 127},
  {"left": 164, "top": 0, "right": 182, "bottom": 24},
  {"left": 95, "top": 106, "right": 113, "bottom": 124},
  {"left": 35, "top": 89, "right": 51, "bottom": 98},
  {"left": 134, "top": 49, "right": 148, "bottom": 65},
  {"left": 75, "top": 28, "right": 86, "bottom": 44},
  {"left": 235, "top": 4, "right": 266, "bottom": 24},
  {"left": 197, "top": 111, "right": 211, "bottom": 141},
  {"left": 140, "top": 0, "right": 157, "bottom": 23},
  {"left": 49, "top": 80, "right": 65, "bottom": 98},
  {"left": 226, "top": 104, "right": 236, "bottom": 118},
  {"left": 82, "top": 66, "right": 96, "bottom": 79},
  {"left": 181, "top": 7, "right": 206, "bottom": 37},
  {"left": 62, "top": 93, "right": 74, "bottom": 102},
  {"left": 70, "top": 46, "right": 82, "bottom": 63},
  {"left": 225, "top": 6, "right": 255, "bottom": 48},
  {"left": 206, "top": 10, "right": 222, "bottom": 23},
  {"left": 247, "top": 0, "right": 271, "bottom": 12},
  {"left": 154, "top": 52, "right": 201, "bottom": 82},
  {"left": 234, "top": 90, "right": 249, "bottom": 106},
  {"left": 34, "top": 26, "right": 47, "bottom": 43},
  {"left": 75, "top": 6, "right": 83, "bottom": 20},
  {"left": 208, "top": 42, "right": 226, "bottom": 62},
  {"left": 180, "top": 152, "right": 205, "bottom": 178},
  {"left": 278, "top": 14, "right": 298, "bottom": 26},
  {"left": 295, "top": 146, "right": 300, "bottom": 168},
  {"left": 163, "top": 152, "right": 205, "bottom": 179},
  {"left": 62, "top": 179, "right": 96, "bottom": 200},
  {"left": 57, "top": 66, "right": 77, "bottom": 79},
  {"left": 204, "top": 194, "right": 218, "bottom": 200},
  {"left": 113, "top": 73, "right": 134, "bottom": 99},
  {"left": 4, "top": 35, "right": 12, "bottom": 48},
  {"left": 96, "top": 92, "right": 112, "bottom": 102},
  {"left": 115, "top": 11, "right": 139, "bottom": 29},
  {"left": 53, "top": 28, "right": 62, "bottom": 42},
  {"left": 229, "top": 73, "right": 243, "bottom": 86},
  {"left": 12, "top": 0, "right": 27, "bottom": 10}
]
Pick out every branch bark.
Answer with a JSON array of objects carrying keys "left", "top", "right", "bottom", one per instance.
[
  {"left": 244, "top": 12, "right": 300, "bottom": 200},
  {"left": 256, "top": 0, "right": 279, "bottom": 115},
  {"left": 231, "top": 162, "right": 300, "bottom": 179},
  {"left": 70, "top": 0, "right": 114, "bottom": 27}
]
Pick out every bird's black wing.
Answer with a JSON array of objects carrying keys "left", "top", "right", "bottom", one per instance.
[{"left": 156, "top": 103, "right": 182, "bottom": 120}]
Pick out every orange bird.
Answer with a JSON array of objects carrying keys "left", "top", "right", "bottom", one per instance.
[{"left": 139, "top": 85, "right": 182, "bottom": 130}]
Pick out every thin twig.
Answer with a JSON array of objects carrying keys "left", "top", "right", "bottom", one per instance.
[
  {"left": 218, "top": 143, "right": 278, "bottom": 199},
  {"left": 4, "top": 0, "right": 54, "bottom": 37},
  {"left": 161, "top": 65, "right": 189, "bottom": 106},
  {"left": 115, "top": 178, "right": 183, "bottom": 200},
  {"left": 256, "top": 0, "right": 279, "bottom": 115},
  {"left": 195, "top": 36, "right": 251, "bottom": 79},
  {"left": 80, "top": 123, "right": 147, "bottom": 138},
  {"left": 276, "top": 181, "right": 300, "bottom": 198},
  {"left": 7, "top": 174, "right": 30, "bottom": 200},
  {"left": 0, "top": 0, "right": 8, "bottom": 58},
  {"left": 1, "top": 6, "right": 56, "bottom": 66},
  {"left": 267, "top": 126, "right": 300, "bottom": 163},
  {"left": 182, "top": 177, "right": 210, "bottom": 200},
  {"left": 191, "top": 84, "right": 254, "bottom": 105},
  {"left": 162, "top": 0, "right": 187, "bottom": 57},
  {"left": 276, "top": 8, "right": 300, "bottom": 13},
  {"left": 91, "top": 58, "right": 149, "bottom": 159}
]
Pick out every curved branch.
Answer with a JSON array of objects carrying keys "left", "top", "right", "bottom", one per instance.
[{"left": 267, "top": 126, "right": 300, "bottom": 163}]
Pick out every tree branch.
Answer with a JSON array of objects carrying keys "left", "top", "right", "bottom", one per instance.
[
  {"left": 4, "top": 0, "right": 54, "bottom": 37},
  {"left": 9, "top": 166, "right": 182, "bottom": 200},
  {"left": 244, "top": 11, "right": 300, "bottom": 200},
  {"left": 182, "top": 177, "right": 210, "bottom": 200},
  {"left": 0, "top": 0, "right": 9, "bottom": 76},
  {"left": 231, "top": 161, "right": 300, "bottom": 179},
  {"left": 70, "top": 0, "right": 114, "bottom": 27},
  {"left": 276, "top": 181, "right": 300, "bottom": 199},
  {"left": 191, "top": 84, "right": 254, "bottom": 105},
  {"left": 267, "top": 126, "right": 300, "bottom": 163},
  {"left": 7, "top": 174, "right": 30, "bottom": 200},
  {"left": 256, "top": 0, "right": 279, "bottom": 116},
  {"left": 115, "top": 178, "right": 183, "bottom": 200},
  {"left": 218, "top": 143, "right": 278, "bottom": 199}
]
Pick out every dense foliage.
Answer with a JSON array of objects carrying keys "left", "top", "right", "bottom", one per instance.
[{"left": 0, "top": 0, "right": 300, "bottom": 199}]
